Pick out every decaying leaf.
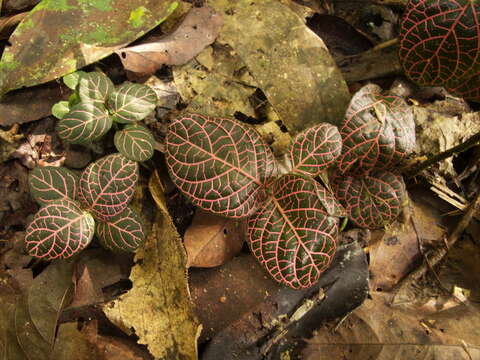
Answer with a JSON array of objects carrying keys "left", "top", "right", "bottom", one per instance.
[
  {"left": 208, "top": 0, "right": 351, "bottom": 132},
  {"left": 117, "top": 6, "right": 223, "bottom": 76},
  {"left": 0, "top": 0, "right": 180, "bottom": 95},
  {"left": 103, "top": 173, "right": 201, "bottom": 359},
  {"left": 184, "top": 209, "right": 245, "bottom": 268}
]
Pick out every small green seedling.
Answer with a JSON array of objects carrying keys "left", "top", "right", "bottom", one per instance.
[
  {"left": 52, "top": 71, "right": 156, "bottom": 162},
  {"left": 25, "top": 153, "right": 145, "bottom": 260}
]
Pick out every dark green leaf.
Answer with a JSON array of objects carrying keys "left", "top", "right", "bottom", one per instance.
[
  {"left": 114, "top": 124, "right": 155, "bottom": 162},
  {"left": 109, "top": 82, "right": 157, "bottom": 123},
  {"left": 78, "top": 71, "right": 114, "bottom": 104},
  {"left": 56, "top": 102, "right": 112, "bottom": 143},
  {"left": 25, "top": 199, "right": 95, "bottom": 260},
  {"left": 96, "top": 206, "right": 146, "bottom": 252},
  {"left": 29, "top": 166, "right": 78, "bottom": 206}
]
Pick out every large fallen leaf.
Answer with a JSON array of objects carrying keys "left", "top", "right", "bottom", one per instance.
[
  {"left": 208, "top": 0, "right": 351, "bottom": 132},
  {"left": 184, "top": 209, "right": 245, "bottom": 268},
  {"left": 117, "top": 6, "right": 223, "bottom": 76},
  {"left": 103, "top": 173, "right": 201, "bottom": 359},
  {"left": 0, "top": 0, "right": 179, "bottom": 96}
]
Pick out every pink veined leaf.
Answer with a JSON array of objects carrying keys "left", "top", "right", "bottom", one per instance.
[
  {"left": 290, "top": 123, "right": 342, "bottom": 177},
  {"left": 78, "top": 153, "right": 138, "bottom": 220},
  {"left": 331, "top": 169, "right": 406, "bottom": 229},
  {"left": 337, "top": 84, "right": 415, "bottom": 175},
  {"left": 78, "top": 71, "right": 114, "bottom": 104},
  {"left": 28, "top": 166, "right": 78, "bottom": 206},
  {"left": 96, "top": 206, "right": 146, "bottom": 252},
  {"left": 247, "top": 174, "right": 341, "bottom": 289},
  {"left": 166, "top": 114, "right": 277, "bottom": 218},
  {"left": 25, "top": 199, "right": 95, "bottom": 260},
  {"left": 108, "top": 82, "right": 157, "bottom": 124}
]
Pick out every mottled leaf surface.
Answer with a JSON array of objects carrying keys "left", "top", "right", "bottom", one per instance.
[
  {"left": 56, "top": 102, "right": 112, "bottom": 144},
  {"left": 78, "top": 71, "right": 114, "bottom": 103},
  {"left": 331, "top": 170, "right": 406, "bottom": 229},
  {"left": 114, "top": 124, "right": 155, "bottom": 162},
  {"left": 248, "top": 174, "right": 340, "bottom": 289},
  {"left": 166, "top": 114, "right": 277, "bottom": 218},
  {"left": 399, "top": 0, "right": 480, "bottom": 101},
  {"left": 78, "top": 153, "right": 138, "bottom": 220},
  {"left": 0, "top": 0, "right": 179, "bottom": 95},
  {"left": 25, "top": 199, "right": 95, "bottom": 260},
  {"left": 96, "top": 206, "right": 146, "bottom": 252},
  {"left": 108, "top": 82, "right": 157, "bottom": 124},
  {"left": 338, "top": 84, "right": 415, "bottom": 175},
  {"left": 29, "top": 166, "right": 78, "bottom": 206},
  {"left": 290, "top": 123, "right": 342, "bottom": 176}
]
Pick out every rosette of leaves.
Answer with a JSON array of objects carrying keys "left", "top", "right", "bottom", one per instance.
[
  {"left": 337, "top": 84, "right": 416, "bottom": 175},
  {"left": 25, "top": 153, "right": 145, "bottom": 260},
  {"left": 53, "top": 71, "right": 156, "bottom": 162},
  {"left": 399, "top": 0, "right": 480, "bottom": 102},
  {"left": 330, "top": 169, "right": 406, "bottom": 229},
  {"left": 166, "top": 114, "right": 346, "bottom": 289}
]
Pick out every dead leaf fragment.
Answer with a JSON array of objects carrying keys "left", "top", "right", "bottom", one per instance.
[
  {"left": 184, "top": 210, "right": 245, "bottom": 268},
  {"left": 117, "top": 6, "right": 223, "bottom": 76}
]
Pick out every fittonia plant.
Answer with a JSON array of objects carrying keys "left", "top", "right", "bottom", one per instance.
[
  {"left": 25, "top": 153, "right": 145, "bottom": 260},
  {"left": 52, "top": 71, "right": 156, "bottom": 162},
  {"left": 399, "top": 0, "right": 480, "bottom": 102},
  {"left": 166, "top": 87, "right": 415, "bottom": 289}
]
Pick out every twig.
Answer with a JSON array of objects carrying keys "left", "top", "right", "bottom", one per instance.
[
  {"left": 404, "top": 130, "right": 480, "bottom": 178},
  {"left": 391, "top": 190, "right": 480, "bottom": 302}
]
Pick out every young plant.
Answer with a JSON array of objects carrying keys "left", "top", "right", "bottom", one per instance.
[
  {"left": 52, "top": 71, "right": 156, "bottom": 162},
  {"left": 25, "top": 153, "right": 146, "bottom": 260},
  {"left": 399, "top": 0, "right": 480, "bottom": 102}
]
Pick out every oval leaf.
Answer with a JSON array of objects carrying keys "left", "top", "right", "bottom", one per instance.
[
  {"left": 51, "top": 101, "right": 70, "bottom": 119},
  {"left": 114, "top": 124, "right": 155, "bottom": 162},
  {"left": 25, "top": 199, "right": 95, "bottom": 260},
  {"left": 290, "top": 123, "right": 342, "bottom": 176},
  {"left": 29, "top": 166, "right": 78, "bottom": 206},
  {"left": 248, "top": 174, "right": 340, "bottom": 289},
  {"left": 56, "top": 102, "right": 112, "bottom": 144},
  {"left": 338, "top": 84, "right": 415, "bottom": 175},
  {"left": 331, "top": 169, "right": 406, "bottom": 229},
  {"left": 78, "top": 153, "right": 138, "bottom": 220},
  {"left": 96, "top": 206, "right": 145, "bottom": 252},
  {"left": 78, "top": 72, "right": 114, "bottom": 103},
  {"left": 399, "top": 0, "right": 480, "bottom": 101},
  {"left": 166, "top": 114, "right": 277, "bottom": 218},
  {"left": 108, "top": 82, "right": 157, "bottom": 123},
  {"left": 63, "top": 71, "right": 86, "bottom": 90}
]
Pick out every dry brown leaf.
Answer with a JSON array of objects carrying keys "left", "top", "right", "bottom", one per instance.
[
  {"left": 184, "top": 210, "right": 245, "bottom": 268},
  {"left": 69, "top": 266, "right": 104, "bottom": 309},
  {"left": 116, "top": 7, "right": 223, "bottom": 77}
]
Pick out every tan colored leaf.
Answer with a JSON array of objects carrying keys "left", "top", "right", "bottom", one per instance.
[
  {"left": 116, "top": 6, "right": 223, "bottom": 76},
  {"left": 103, "top": 173, "right": 201, "bottom": 359},
  {"left": 184, "top": 210, "right": 245, "bottom": 268}
]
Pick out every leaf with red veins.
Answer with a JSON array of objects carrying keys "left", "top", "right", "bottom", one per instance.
[
  {"left": 338, "top": 84, "right": 415, "bottom": 175},
  {"left": 25, "top": 199, "right": 94, "bottom": 260},
  {"left": 29, "top": 166, "right": 78, "bottom": 206},
  {"left": 166, "top": 114, "right": 277, "bottom": 218},
  {"left": 331, "top": 169, "right": 406, "bottom": 229},
  {"left": 78, "top": 153, "right": 138, "bottom": 220},
  {"left": 248, "top": 174, "right": 340, "bottom": 289},
  {"left": 290, "top": 123, "right": 342, "bottom": 177}
]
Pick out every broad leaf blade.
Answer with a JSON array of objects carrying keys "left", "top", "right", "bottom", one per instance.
[
  {"left": 51, "top": 101, "right": 70, "bottom": 119},
  {"left": 29, "top": 166, "right": 78, "bottom": 206},
  {"left": 248, "top": 174, "right": 339, "bottom": 289},
  {"left": 166, "top": 114, "right": 277, "bottom": 218},
  {"left": 290, "top": 123, "right": 342, "bottom": 176},
  {"left": 114, "top": 124, "right": 155, "bottom": 162},
  {"left": 78, "top": 71, "right": 114, "bottom": 103},
  {"left": 96, "top": 206, "right": 146, "bottom": 252},
  {"left": 399, "top": 0, "right": 480, "bottom": 101},
  {"left": 338, "top": 84, "right": 415, "bottom": 175},
  {"left": 0, "top": 1, "right": 179, "bottom": 95},
  {"left": 78, "top": 153, "right": 138, "bottom": 220},
  {"left": 108, "top": 82, "right": 157, "bottom": 123},
  {"left": 25, "top": 199, "right": 95, "bottom": 260},
  {"left": 56, "top": 102, "right": 112, "bottom": 143},
  {"left": 331, "top": 169, "right": 406, "bottom": 229}
]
